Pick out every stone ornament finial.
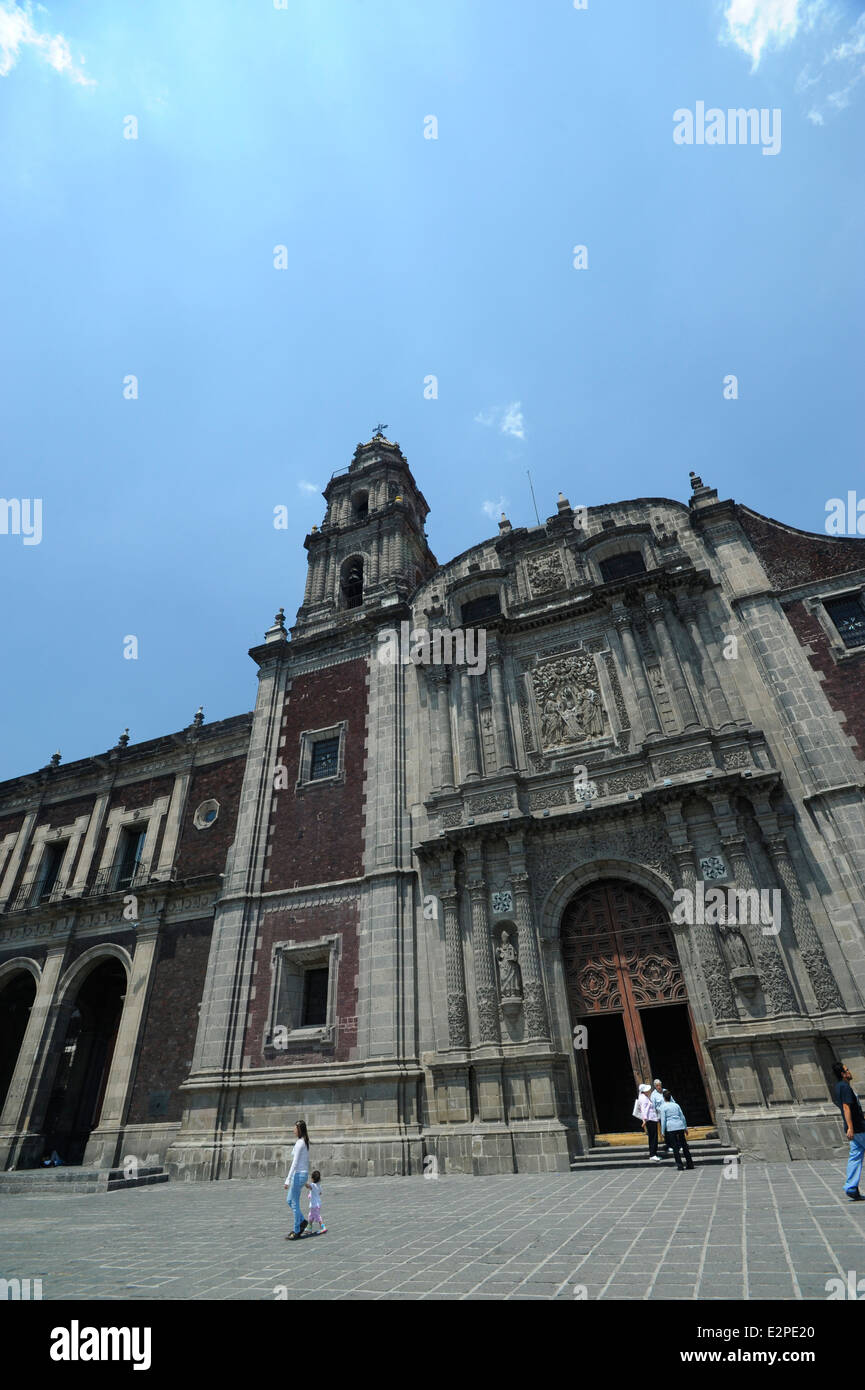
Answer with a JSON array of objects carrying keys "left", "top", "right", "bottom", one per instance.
[
  {"left": 192, "top": 706, "right": 204, "bottom": 728},
  {"left": 49, "top": 750, "right": 61, "bottom": 767},
  {"left": 274, "top": 607, "right": 286, "bottom": 629},
  {"left": 117, "top": 728, "right": 130, "bottom": 748}
]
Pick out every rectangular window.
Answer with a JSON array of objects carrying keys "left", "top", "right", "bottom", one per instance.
[
  {"left": 461, "top": 594, "right": 501, "bottom": 624},
  {"left": 825, "top": 595, "right": 865, "bottom": 649},
  {"left": 114, "top": 826, "right": 146, "bottom": 890},
  {"left": 301, "top": 967, "right": 329, "bottom": 1027},
  {"left": 310, "top": 737, "right": 339, "bottom": 780},
  {"left": 599, "top": 551, "right": 646, "bottom": 583},
  {"left": 35, "top": 841, "right": 66, "bottom": 903}
]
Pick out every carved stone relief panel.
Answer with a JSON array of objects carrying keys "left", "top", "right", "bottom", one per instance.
[{"left": 530, "top": 655, "right": 608, "bottom": 752}]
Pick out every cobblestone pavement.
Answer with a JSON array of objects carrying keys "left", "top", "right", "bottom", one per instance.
[{"left": 1, "top": 1160, "right": 861, "bottom": 1301}]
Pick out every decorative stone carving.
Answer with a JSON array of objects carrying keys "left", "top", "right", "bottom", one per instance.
[
  {"left": 655, "top": 751, "right": 710, "bottom": 777},
  {"left": 491, "top": 890, "right": 513, "bottom": 915},
  {"left": 605, "top": 771, "right": 648, "bottom": 795},
  {"left": 573, "top": 780, "right": 599, "bottom": 803},
  {"left": 466, "top": 792, "right": 513, "bottom": 815},
  {"left": 441, "top": 809, "right": 463, "bottom": 828},
  {"left": 700, "top": 855, "right": 728, "bottom": 881},
  {"left": 529, "top": 823, "right": 677, "bottom": 908},
  {"left": 528, "top": 785, "right": 571, "bottom": 810},
  {"left": 531, "top": 656, "right": 607, "bottom": 749},
  {"left": 722, "top": 748, "right": 752, "bottom": 769},
  {"left": 527, "top": 550, "right": 566, "bottom": 597}
]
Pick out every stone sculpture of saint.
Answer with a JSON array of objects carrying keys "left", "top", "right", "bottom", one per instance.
[
  {"left": 577, "top": 687, "right": 604, "bottom": 737},
  {"left": 497, "top": 932, "right": 522, "bottom": 1000},
  {"left": 722, "top": 926, "right": 751, "bottom": 970},
  {"left": 541, "top": 698, "right": 566, "bottom": 747}
]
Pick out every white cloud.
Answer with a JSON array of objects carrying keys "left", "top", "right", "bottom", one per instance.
[
  {"left": 297, "top": 480, "right": 319, "bottom": 495},
  {"left": 721, "top": 0, "right": 825, "bottom": 70},
  {"left": 0, "top": 1, "right": 93, "bottom": 85},
  {"left": 721, "top": 1, "right": 865, "bottom": 124},
  {"left": 481, "top": 497, "right": 508, "bottom": 522},
  {"left": 500, "top": 402, "right": 526, "bottom": 441},
  {"left": 474, "top": 401, "right": 527, "bottom": 441}
]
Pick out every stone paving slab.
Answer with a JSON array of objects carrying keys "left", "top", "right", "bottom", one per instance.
[{"left": 0, "top": 1159, "right": 862, "bottom": 1301}]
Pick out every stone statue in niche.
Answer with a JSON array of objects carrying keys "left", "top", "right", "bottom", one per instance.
[
  {"left": 496, "top": 931, "right": 523, "bottom": 1001},
  {"left": 532, "top": 656, "right": 607, "bottom": 748},
  {"left": 721, "top": 926, "right": 751, "bottom": 971}
]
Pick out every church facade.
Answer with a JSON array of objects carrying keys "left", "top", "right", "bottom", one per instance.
[{"left": 1, "top": 432, "right": 865, "bottom": 1178}]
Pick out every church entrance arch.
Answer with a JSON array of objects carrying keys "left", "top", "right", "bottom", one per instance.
[
  {"left": 42, "top": 958, "right": 126, "bottom": 1166},
  {"left": 0, "top": 968, "right": 37, "bottom": 1116},
  {"left": 561, "top": 879, "right": 711, "bottom": 1136}
]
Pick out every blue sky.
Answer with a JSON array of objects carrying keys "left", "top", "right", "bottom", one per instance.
[{"left": 0, "top": 0, "right": 863, "bottom": 778}]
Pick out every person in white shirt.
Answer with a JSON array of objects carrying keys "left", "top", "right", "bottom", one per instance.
[
  {"left": 651, "top": 1079, "right": 669, "bottom": 1153},
  {"left": 283, "top": 1120, "right": 310, "bottom": 1240},
  {"left": 638, "top": 1083, "right": 662, "bottom": 1161},
  {"left": 304, "top": 1169, "right": 327, "bottom": 1234}
]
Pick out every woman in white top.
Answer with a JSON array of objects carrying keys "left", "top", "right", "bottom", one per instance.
[{"left": 284, "top": 1120, "right": 310, "bottom": 1240}]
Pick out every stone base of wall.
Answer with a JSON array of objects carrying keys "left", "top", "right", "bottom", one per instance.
[{"left": 719, "top": 1109, "right": 848, "bottom": 1161}]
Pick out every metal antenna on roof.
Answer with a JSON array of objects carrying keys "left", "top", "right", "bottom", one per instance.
[{"left": 527, "top": 470, "right": 541, "bottom": 526}]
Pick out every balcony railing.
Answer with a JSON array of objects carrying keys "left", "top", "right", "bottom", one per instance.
[
  {"left": 89, "top": 860, "right": 151, "bottom": 896},
  {"left": 9, "top": 878, "right": 68, "bottom": 911}
]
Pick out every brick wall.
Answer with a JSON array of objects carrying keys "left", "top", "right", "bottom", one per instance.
[
  {"left": 174, "top": 755, "right": 246, "bottom": 879},
  {"left": 266, "top": 659, "right": 368, "bottom": 890},
  {"left": 127, "top": 918, "right": 214, "bottom": 1125},
  {"left": 783, "top": 600, "right": 865, "bottom": 763},
  {"left": 738, "top": 506, "right": 865, "bottom": 589},
  {"left": 244, "top": 902, "right": 359, "bottom": 1066}
]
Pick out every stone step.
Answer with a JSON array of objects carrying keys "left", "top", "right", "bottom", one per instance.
[
  {"left": 0, "top": 1166, "right": 169, "bottom": 1195},
  {"left": 571, "top": 1141, "right": 739, "bottom": 1172}
]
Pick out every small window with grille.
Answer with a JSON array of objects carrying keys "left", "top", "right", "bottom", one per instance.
[
  {"left": 825, "top": 595, "right": 865, "bottom": 649},
  {"left": 310, "top": 737, "right": 340, "bottom": 780},
  {"left": 598, "top": 551, "right": 646, "bottom": 583}
]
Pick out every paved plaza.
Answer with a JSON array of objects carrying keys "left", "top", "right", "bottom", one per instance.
[{"left": 1, "top": 1160, "right": 861, "bottom": 1301}]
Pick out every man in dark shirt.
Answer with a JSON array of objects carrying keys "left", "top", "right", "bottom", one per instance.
[{"left": 832, "top": 1062, "right": 865, "bottom": 1201}]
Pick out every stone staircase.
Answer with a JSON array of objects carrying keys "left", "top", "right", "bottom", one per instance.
[
  {"left": 571, "top": 1131, "right": 739, "bottom": 1173},
  {"left": 0, "top": 1165, "right": 169, "bottom": 1195}
]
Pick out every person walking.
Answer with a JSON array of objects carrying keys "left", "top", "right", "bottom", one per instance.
[
  {"left": 831, "top": 1062, "right": 865, "bottom": 1202},
  {"left": 304, "top": 1170, "right": 327, "bottom": 1234},
  {"left": 638, "top": 1083, "right": 661, "bottom": 1162},
  {"left": 658, "top": 1089, "right": 694, "bottom": 1171},
  {"left": 284, "top": 1119, "right": 311, "bottom": 1239},
  {"left": 651, "top": 1079, "right": 668, "bottom": 1152}
]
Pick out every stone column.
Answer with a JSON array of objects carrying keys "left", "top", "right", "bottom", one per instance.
[
  {"left": 311, "top": 548, "right": 326, "bottom": 603},
  {"left": 430, "top": 671, "right": 455, "bottom": 789},
  {"left": 441, "top": 889, "right": 469, "bottom": 1048},
  {"left": 612, "top": 606, "right": 661, "bottom": 739},
  {"left": 763, "top": 831, "right": 844, "bottom": 1013},
  {"left": 153, "top": 770, "right": 192, "bottom": 880},
  {"left": 69, "top": 791, "right": 110, "bottom": 896},
  {"left": 645, "top": 593, "right": 700, "bottom": 731},
  {"left": 458, "top": 668, "right": 481, "bottom": 783},
  {"left": 0, "top": 810, "right": 38, "bottom": 910},
  {"left": 0, "top": 946, "right": 66, "bottom": 1166},
  {"left": 721, "top": 835, "right": 800, "bottom": 1015},
  {"left": 468, "top": 880, "right": 501, "bottom": 1045},
  {"left": 487, "top": 651, "right": 515, "bottom": 772},
  {"left": 506, "top": 834, "right": 550, "bottom": 1041},
  {"left": 672, "top": 847, "right": 738, "bottom": 1021},
  {"left": 679, "top": 598, "right": 735, "bottom": 730},
  {"left": 368, "top": 528, "right": 380, "bottom": 586},
  {"left": 694, "top": 600, "right": 748, "bottom": 725},
  {"left": 91, "top": 925, "right": 160, "bottom": 1138}
]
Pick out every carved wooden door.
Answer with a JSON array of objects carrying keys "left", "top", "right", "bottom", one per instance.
[{"left": 561, "top": 880, "right": 686, "bottom": 1089}]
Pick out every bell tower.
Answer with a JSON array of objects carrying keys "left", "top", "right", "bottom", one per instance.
[{"left": 294, "top": 429, "right": 437, "bottom": 635}]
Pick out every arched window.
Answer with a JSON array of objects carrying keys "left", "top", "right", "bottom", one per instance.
[
  {"left": 352, "top": 491, "right": 368, "bottom": 521},
  {"left": 341, "top": 557, "right": 364, "bottom": 609}
]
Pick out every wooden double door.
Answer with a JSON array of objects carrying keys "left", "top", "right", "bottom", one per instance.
[{"left": 562, "top": 880, "right": 711, "bottom": 1134}]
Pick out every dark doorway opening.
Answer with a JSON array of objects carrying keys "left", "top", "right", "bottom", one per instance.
[
  {"left": 0, "top": 972, "right": 37, "bottom": 1115},
  {"left": 42, "top": 959, "right": 125, "bottom": 1166},
  {"left": 640, "top": 1003, "right": 711, "bottom": 1125},
  {"left": 581, "top": 1013, "right": 638, "bottom": 1134}
]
